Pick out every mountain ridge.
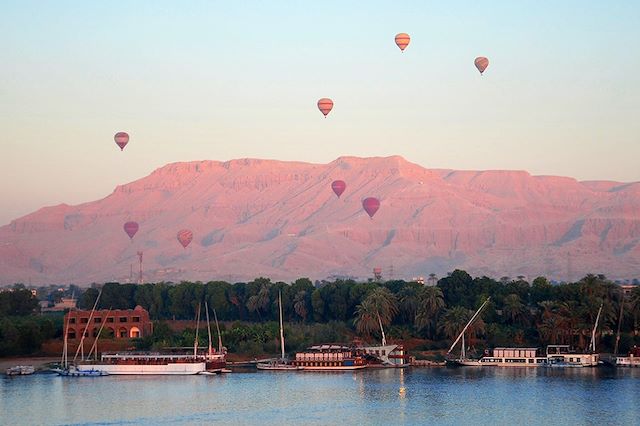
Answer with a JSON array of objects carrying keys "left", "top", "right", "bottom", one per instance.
[{"left": 1, "top": 155, "right": 639, "bottom": 285}]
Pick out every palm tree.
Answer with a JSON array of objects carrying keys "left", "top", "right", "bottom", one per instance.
[
  {"left": 363, "top": 287, "right": 398, "bottom": 325},
  {"left": 354, "top": 299, "right": 379, "bottom": 337},
  {"left": 428, "top": 273, "right": 437, "bottom": 286},
  {"left": 415, "top": 287, "right": 445, "bottom": 336},
  {"left": 398, "top": 287, "right": 419, "bottom": 323},
  {"left": 293, "top": 290, "right": 308, "bottom": 321},
  {"left": 502, "top": 294, "right": 528, "bottom": 325},
  {"left": 438, "top": 306, "right": 485, "bottom": 344}
]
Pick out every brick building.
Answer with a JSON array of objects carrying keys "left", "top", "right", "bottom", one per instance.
[{"left": 64, "top": 305, "right": 153, "bottom": 339}]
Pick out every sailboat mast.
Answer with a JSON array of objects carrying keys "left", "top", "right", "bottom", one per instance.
[
  {"left": 74, "top": 290, "right": 102, "bottom": 362},
  {"left": 447, "top": 297, "right": 491, "bottom": 355},
  {"left": 377, "top": 311, "right": 387, "bottom": 346},
  {"left": 213, "top": 308, "right": 223, "bottom": 353},
  {"left": 205, "top": 302, "right": 213, "bottom": 356},
  {"left": 589, "top": 303, "right": 603, "bottom": 353},
  {"left": 614, "top": 295, "right": 625, "bottom": 356},
  {"left": 461, "top": 333, "right": 466, "bottom": 359},
  {"left": 279, "top": 291, "right": 285, "bottom": 360},
  {"left": 88, "top": 309, "right": 111, "bottom": 360},
  {"left": 62, "top": 310, "right": 71, "bottom": 368},
  {"left": 194, "top": 303, "right": 201, "bottom": 358}
]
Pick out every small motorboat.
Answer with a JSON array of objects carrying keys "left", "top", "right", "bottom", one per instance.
[
  {"left": 57, "top": 366, "right": 109, "bottom": 377},
  {"left": 5, "top": 365, "right": 35, "bottom": 376}
]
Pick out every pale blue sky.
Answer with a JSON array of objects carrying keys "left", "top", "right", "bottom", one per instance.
[{"left": 1, "top": 1, "right": 639, "bottom": 225}]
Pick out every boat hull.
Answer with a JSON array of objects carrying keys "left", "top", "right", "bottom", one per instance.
[
  {"left": 78, "top": 362, "right": 205, "bottom": 375},
  {"left": 300, "top": 365, "right": 367, "bottom": 371}
]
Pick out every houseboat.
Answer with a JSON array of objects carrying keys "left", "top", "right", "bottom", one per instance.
[
  {"left": 545, "top": 345, "right": 599, "bottom": 367},
  {"left": 612, "top": 346, "right": 640, "bottom": 367},
  {"left": 79, "top": 352, "right": 206, "bottom": 375},
  {"left": 292, "top": 345, "right": 367, "bottom": 371},
  {"left": 476, "top": 347, "right": 547, "bottom": 367}
]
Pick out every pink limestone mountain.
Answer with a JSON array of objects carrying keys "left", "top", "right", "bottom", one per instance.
[{"left": 1, "top": 156, "right": 639, "bottom": 285}]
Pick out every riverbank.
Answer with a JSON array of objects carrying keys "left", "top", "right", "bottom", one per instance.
[{"left": 0, "top": 357, "right": 59, "bottom": 372}]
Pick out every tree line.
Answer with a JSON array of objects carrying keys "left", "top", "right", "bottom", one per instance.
[{"left": 75, "top": 271, "right": 640, "bottom": 355}]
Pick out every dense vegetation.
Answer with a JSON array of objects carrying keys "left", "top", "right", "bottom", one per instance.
[
  {"left": 0, "top": 288, "right": 63, "bottom": 356},
  {"left": 3, "top": 271, "right": 640, "bottom": 358}
]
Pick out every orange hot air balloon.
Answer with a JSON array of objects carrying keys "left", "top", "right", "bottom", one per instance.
[
  {"left": 317, "top": 98, "right": 334, "bottom": 117},
  {"left": 474, "top": 57, "right": 489, "bottom": 75},
  {"left": 114, "top": 132, "right": 129, "bottom": 151},
  {"left": 123, "top": 221, "right": 139, "bottom": 240},
  {"left": 395, "top": 33, "right": 410, "bottom": 52},
  {"left": 362, "top": 197, "right": 380, "bottom": 219},
  {"left": 331, "top": 180, "right": 346, "bottom": 198},
  {"left": 177, "top": 229, "right": 193, "bottom": 248}
]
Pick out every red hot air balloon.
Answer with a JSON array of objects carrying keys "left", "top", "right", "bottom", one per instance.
[
  {"left": 474, "top": 57, "right": 489, "bottom": 75},
  {"left": 114, "top": 132, "right": 129, "bottom": 151},
  {"left": 395, "top": 33, "right": 410, "bottom": 52},
  {"left": 123, "top": 221, "right": 139, "bottom": 240},
  {"left": 362, "top": 197, "right": 380, "bottom": 218},
  {"left": 331, "top": 180, "right": 346, "bottom": 198},
  {"left": 177, "top": 229, "right": 193, "bottom": 248},
  {"left": 317, "top": 98, "right": 334, "bottom": 117}
]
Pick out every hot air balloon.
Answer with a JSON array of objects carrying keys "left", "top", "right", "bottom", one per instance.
[
  {"left": 395, "top": 33, "right": 410, "bottom": 52},
  {"left": 123, "top": 221, "right": 139, "bottom": 240},
  {"left": 317, "top": 98, "right": 334, "bottom": 117},
  {"left": 177, "top": 229, "right": 193, "bottom": 248},
  {"left": 362, "top": 197, "right": 380, "bottom": 219},
  {"left": 331, "top": 180, "right": 346, "bottom": 198},
  {"left": 474, "top": 57, "right": 489, "bottom": 75},
  {"left": 114, "top": 132, "right": 129, "bottom": 151}
]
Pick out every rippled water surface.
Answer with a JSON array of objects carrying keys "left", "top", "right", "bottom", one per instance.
[{"left": 1, "top": 368, "right": 639, "bottom": 425}]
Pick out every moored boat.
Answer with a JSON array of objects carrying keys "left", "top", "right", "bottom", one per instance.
[
  {"left": 5, "top": 365, "right": 35, "bottom": 376},
  {"left": 292, "top": 345, "right": 367, "bottom": 371},
  {"left": 612, "top": 350, "right": 640, "bottom": 367},
  {"left": 257, "top": 291, "right": 302, "bottom": 371},
  {"left": 79, "top": 352, "right": 206, "bottom": 375}
]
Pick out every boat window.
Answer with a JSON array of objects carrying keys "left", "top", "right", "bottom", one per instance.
[{"left": 382, "top": 350, "right": 386, "bottom": 355}]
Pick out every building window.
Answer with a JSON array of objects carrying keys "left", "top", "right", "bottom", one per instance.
[
  {"left": 94, "top": 318, "right": 102, "bottom": 323},
  {"left": 132, "top": 316, "right": 140, "bottom": 323},
  {"left": 80, "top": 318, "right": 88, "bottom": 324},
  {"left": 69, "top": 318, "right": 76, "bottom": 324},
  {"left": 119, "top": 317, "right": 128, "bottom": 323},
  {"left": 107, "top": 318, "right": 114, "bottom": 323}
]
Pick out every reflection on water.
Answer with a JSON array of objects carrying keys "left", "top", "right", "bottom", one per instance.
[{"left": 1, "top": 368, "right": 639, "bottom": 425}]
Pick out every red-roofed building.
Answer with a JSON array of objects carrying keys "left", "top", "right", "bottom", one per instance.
[{"left": 64, "top": 305, "right": 153, "bottom": 340}]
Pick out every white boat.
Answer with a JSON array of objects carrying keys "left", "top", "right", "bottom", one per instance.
[
  {"left": 5, "top": 365, "right": 35, "bottom": 376},
  {"left": 57, "top": 365, "right": 109, "bottom": 377},
  {"left": 543, "top": 304, "right": 603, "bottom": 368},
  {"left": 79, "top": 352, "right": 205, "bottom": 375},
  {"left": 257, "top": 291, "right": 303, "bottom": 371},
  {"left": 612, "top": 347, "right": 640, "bottom": 367},
  {"left": 359, "top": 344, "right": 410, "bottom": 368},
  {"left": 475, "top": 347, "right": 547, "bottom": 367}
]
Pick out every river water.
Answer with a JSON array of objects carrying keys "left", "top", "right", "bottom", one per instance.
[{"left": 1, "top": 367, "right": 639, "bottom": 425}]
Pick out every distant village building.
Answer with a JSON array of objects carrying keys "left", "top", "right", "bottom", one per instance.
[
  {"left": 41, "top": 297, "right": 77, "bottom": 312},
  {"left": 64, "top": 305, "right": 152, "bottom": 340}
]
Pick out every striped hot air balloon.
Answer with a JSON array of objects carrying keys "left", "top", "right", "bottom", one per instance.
[
  {"left": 474, "top": 57, "right": 489, "bottom": 75},
  {"left": 177, "top": 229, "right": 193, "bottom": 248},
  {"left": 123, "top": 221, "right": 139, "bottom": 240},
  {"left": 362, "top": 197, "right": 380, "bottom": 219},
  {"left": 114, "top": 132, "right": 129, "bottom": 151},
  {"left": 395, "top": 33, "right": 410, "bottom": 52},
  {"left": 317, "top": 98, "right": 334, "bottom": 117},
  {"left": 331, "top": 180, "right": 346, "bottom": 198}
]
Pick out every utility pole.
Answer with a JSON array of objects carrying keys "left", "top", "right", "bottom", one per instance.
[{"left": 137, "top": 251, "right": 143, "bottom": 285}]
